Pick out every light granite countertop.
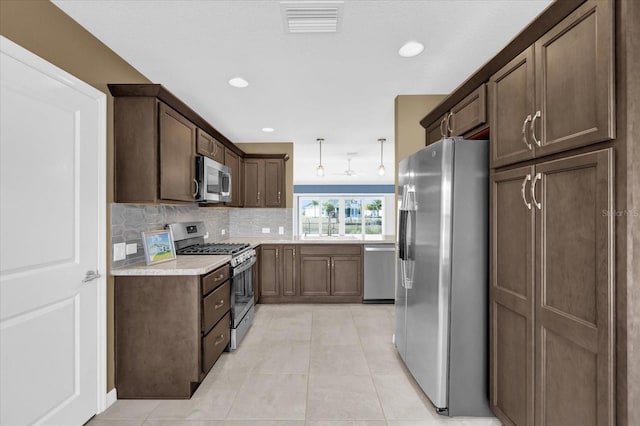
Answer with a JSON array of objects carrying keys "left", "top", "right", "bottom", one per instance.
[
  {"left": 111, "top": 235, "right": 395, "bottom": 276},
  {"left": 111, "top": 255, "right": 230, "bottom": 276},
  {"left": 225, "top": 235, "right": 396, "bottom": 246}
]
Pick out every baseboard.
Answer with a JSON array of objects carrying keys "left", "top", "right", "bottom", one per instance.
[{"left": 105, "top": 388, "right": 117, "bottom": 409}]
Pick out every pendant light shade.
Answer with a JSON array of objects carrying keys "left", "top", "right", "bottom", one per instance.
[
  {"left": 316, "top": 138, "right": 325, "bottom": 177},
  {"left": 378, "top": 138, "right": 386, "bottom": 176}
]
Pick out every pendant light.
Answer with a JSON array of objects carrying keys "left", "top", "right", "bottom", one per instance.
[
  {"left": 316, "top": 138, "right": 325, "bottom": 177},
  {"left": 378, "top": 138, "right": 386, "bottom": 176}
]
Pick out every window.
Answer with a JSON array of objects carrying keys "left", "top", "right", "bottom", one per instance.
[{"left": 297, "top": 196, "right": 385, "bottom": 237}]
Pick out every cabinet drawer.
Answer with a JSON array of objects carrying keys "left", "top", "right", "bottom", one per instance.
[
  {"left": 202, "top": 281, "right": 230, "bottom": 334},
  {"left": 449, "top": 84, "right": 487, "bottom": 136},
  {"left": 202, "top": 264, "right": 230, "bottom": 295},
  {"left": 202, "top": 312, "right": 230, "bottom": 374},
  {"left": 299, "top": 244, "right": 362, "bottom": 256}
]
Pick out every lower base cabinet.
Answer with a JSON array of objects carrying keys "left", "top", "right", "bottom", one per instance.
[
  {"left": 115, "top": 264, "right": 230, "bottom": 398},
  {"left": 260, "top": 244, "right": 363, "bottom": 303}
]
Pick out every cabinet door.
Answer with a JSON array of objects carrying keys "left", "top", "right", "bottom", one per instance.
[
  {"left": 159, "top": 102, "right": 196, "bottom": 201},
  {"left": 490, "top": 166, "right": 535, "bottom": 426},
  {"left": 260, "top": 245, "right": 280, "bottom": 297},
  {"left": 196, "top": 129, "right": 214, "bottom": 158},
  {"left": 533, "top": 149, "right": 614, "bottom": 426},
  {"left": 299, "top": 256, "right": 330, "bottom": 296},
  {"left": 331, "top": 256, "right": 362, "bottom": 296},
  {"left": 535, "top": 0, "right": 614, "bottom": 157},
  {"left": 490, "top": 47, "right": 535, "bottom": 168},
  {"left": 282, "top": 245, "right": 297, "bottom": 296},
  {"left": 212, "top": 139, "right": 225, "bottom": 164},
  {"left": 224, "top": 148, "right": 241, "bottom": 207},
  {"left": 449, "top": 84, "right": 487, "bottom": 137},
  {"left": 426, "top": 114, "right": 446, "bottom": 146},
  {"left": 244, "top": 159, "right": 264, "bottom": 207},
  {"left": 264, "top": 159, "right": 284, "bottom": 207}
]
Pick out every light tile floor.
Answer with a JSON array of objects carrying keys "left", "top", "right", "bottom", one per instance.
[{"left": 89, "top": 304, "right": 502, "bottom": 426}]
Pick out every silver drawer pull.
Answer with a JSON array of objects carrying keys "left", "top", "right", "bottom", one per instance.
[
  {"left": 520, "top": 174, "right": 532, "bottom": 210},
  {"left": 214, "top": 300, "right": 225, "bottom": 309},
  {"left": 213, "top": 273, "right": 224, "bottom": 282},
  {"left": 214, "top": 334, "right": 225, "bottom": 345},
  {"left": 530, "top": 110, "right": 541, "bottom": 147},
  {"left": 521, "top": 115, "right": 532, "bottom": 150}
]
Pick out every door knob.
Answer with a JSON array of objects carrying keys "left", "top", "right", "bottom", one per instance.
[{"left": 82, "top": 270, "right": 101, "bottom": 283}]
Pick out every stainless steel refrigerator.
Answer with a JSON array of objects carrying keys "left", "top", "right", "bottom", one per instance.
[{"left": 395, "top": 137, "right": 492, "bottom": 417}]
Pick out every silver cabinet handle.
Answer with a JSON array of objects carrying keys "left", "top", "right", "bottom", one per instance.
[
  {"left": 214, "top": 334, "right": 225, "bottom": 345},
  {"left": 440, "top": 115, "right": 446, "bottom": 137},
  {"left": 212, "top": 141, "right": 217, "bottom": 157},
  {"left": 193, "top": 178, "right": 199, "bottom": 198},
  {"left": 214, "top": 300, "right": 224, "bottom": 309},
  {"left": 257, "top": 191, "right": 260, "bottom": 203},
  {"left": 446, "top": 111, "right": 454, "bottom": 134},
  {"left": 531, "top": 172, "right": 542, "bottom": 210},
  {"left": 82, "top": 270, "right": 101, "bottom": 283},
  {"left": 522, "top": 115, "right": 533, "bottom": 150},
  {"left": 530, "top": 110, "right": 541, "bottom": 147},
  {"left": 277, "top": 191, "right": 281, "bottom": 203},
  {"left": 520, "top": 174, "right": 532, "bottom": 210}
]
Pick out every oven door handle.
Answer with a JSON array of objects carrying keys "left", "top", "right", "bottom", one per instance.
[{"left": 233, "top": 256, "right": 256, "bottom": 276}]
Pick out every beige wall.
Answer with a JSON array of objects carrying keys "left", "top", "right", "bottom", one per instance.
[
  {"left": 394, "top": 94, "right": 447, "bottom": 169},
  {"left": 236, "top": 143, "right": 294, "bottom": 208},
  {"left": 1, "top": 0, "right": 152, "bottom": 392}
]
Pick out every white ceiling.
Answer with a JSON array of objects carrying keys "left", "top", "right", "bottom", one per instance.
[{"left": 52, "top": 0, "right": 551, "bottom": 185}]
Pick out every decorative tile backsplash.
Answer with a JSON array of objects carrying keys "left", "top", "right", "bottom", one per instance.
[
  {"left": 111, "top": 204, "right": 293, "bottom": 268},
  {"left": 229, "top": 208, "right": 293, "bottom": 237}
]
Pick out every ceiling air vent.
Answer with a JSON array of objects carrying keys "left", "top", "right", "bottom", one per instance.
[{"left": 280, "top": 1, "right": 344, "bottom": 33}]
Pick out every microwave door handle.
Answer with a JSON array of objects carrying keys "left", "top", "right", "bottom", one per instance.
[{"left": 193, "top": 179, "right": 199, "bottom": 198}]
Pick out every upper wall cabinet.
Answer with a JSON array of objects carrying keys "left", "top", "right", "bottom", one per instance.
[
  {"left": 196, "top": 129, "right": 225, "bottom": 164},
  {"left": 426, "top": 85, "right": 488, "bottom": 146},
  {"left": 244, "top": 157, "right": 286, "bottom": 208},
  {"left": 490, "top": 0, "right": 614, "bottom": 168},
  {"left": 112, "top": 96, "right": 197, "bottom": 203},
  {"left": 224, "top": 148, "right": 242, "bottom": 207}
]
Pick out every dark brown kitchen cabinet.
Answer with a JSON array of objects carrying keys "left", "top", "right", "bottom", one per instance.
[
  {"left": 115, "top": 263, "right": 231, "bottom": 398},
  {"left": 259, "top": 244, "right": 362, "bottom": 303},
  {"left": 259, "top": 244, "right": 296, "bottom": 299},
  {"left": 490, "top": 149, "right": 614, "bottom": 425},
  {"left": 490, "top": 0, "right": 614, "bottom": 168},
  {"left": 425, "top": 85, "right": 488, "bottom": 146},
  {"left": 112, "top": 95, "right": 199, "bottom": 203},
  {"left": 196, "top": 129, "right": 224, "bottom": 164},
  {"left": 243, "top": 159, "right": 263, "bottom": 208},
  {"left": 298, "top": 245, "right": 362, "bottom": 300},
  {"left": 331, "top": 256, "right": 362, "bottom": 296},
  {"left": 299, "top": 256, "right": 331, "bottom": 296},
  {"left": 243, "top": 157, "right": 286, "bottom": 208},
  {"left": 264, "top": 159, "right": 285, "bottom": 207},
  {"left": 159, "top": 103, "right": 197, "bottom": 202},
  {"left": 490, "top": 165, "right": 535, "bottom": 426},
  {"left": 224, "top": 148, "right": 242, "bottom": 207}
]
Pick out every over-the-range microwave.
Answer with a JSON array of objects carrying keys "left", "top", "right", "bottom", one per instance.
[{"left": 195, "top": 155, "right": 231, "bottom": 203}]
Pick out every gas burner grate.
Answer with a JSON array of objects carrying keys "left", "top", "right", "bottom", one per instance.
[{"left": 176, "top": 243, "right": 251, "bottom": 255}]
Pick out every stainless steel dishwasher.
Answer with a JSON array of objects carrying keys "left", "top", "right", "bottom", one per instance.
[{"left": 363, "top": 244, "right": 395, "bottom": 303}]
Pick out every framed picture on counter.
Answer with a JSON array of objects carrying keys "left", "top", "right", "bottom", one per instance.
[{"left": 141, "top": 229, "right": 176, "bottom": 265}]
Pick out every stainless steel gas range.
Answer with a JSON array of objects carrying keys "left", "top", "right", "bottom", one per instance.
[{"left": 167, "top": 222, "right": 255, "bottom": 350}]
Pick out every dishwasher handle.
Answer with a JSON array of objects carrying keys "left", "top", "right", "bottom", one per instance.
[{"left": 364, "top": 246, "right": 395, "bottom": 252}]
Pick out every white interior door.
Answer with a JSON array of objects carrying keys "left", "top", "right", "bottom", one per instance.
[{"left": 0, "top": 36, "right": 106, "bottom": 425}]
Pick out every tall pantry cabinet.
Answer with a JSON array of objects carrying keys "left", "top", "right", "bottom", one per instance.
[{"left": 489, "top": 1, "right": 615, "bottom": 425}]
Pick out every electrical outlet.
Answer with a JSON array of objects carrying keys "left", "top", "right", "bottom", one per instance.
[
  {"left": 113, "top": 243, "right": 126, "bottom": 261},
  {"left": 278, "top": 226, "right": 284, "bottom": 235},
  {"left": 262, "top": 227, "right": 271, "bottom": 234},
  {"left": 221, "top": 229, "right": 226, "bottom": 235},
  {"left": 204, "top": 232, "right": 209, "bottom": 239},
  {"left": 125, "top": 243, "right": 137, "bottom": 255}
]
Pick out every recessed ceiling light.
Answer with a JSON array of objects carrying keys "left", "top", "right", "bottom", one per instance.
[
  {"left": 228, "top": 77, "right": 249, "bottom": 88},
  {"left": 398, "top": 41, "right": 424, "bottom": 58},
  {"left": 262, "top": 127, "right": 275, "bottom": 133}
]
